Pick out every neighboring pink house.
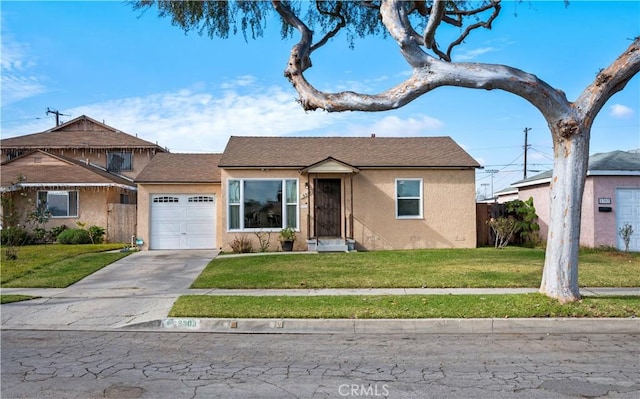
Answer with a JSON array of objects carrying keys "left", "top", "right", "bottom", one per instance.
[{"left": 502, "top": 150, "right": 640, "bottom": 251}]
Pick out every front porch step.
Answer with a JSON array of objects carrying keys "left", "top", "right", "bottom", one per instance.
[{"left": 314, "top": 238, "right": 350, "bottom": 253}]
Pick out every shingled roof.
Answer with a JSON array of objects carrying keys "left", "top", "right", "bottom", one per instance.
[
  {"left": 512, "top": 149, "right": 640, "bottom": 187},
  {"left": 135, "top": 153, "right": 223, "bottom": 183},
  {"left": 0, "top": 115, "right": 166, "bottom": 151},
  {"left": 219, "top": 136, "right": 480, "bottom": 169},
  {"left": 1, "top": 150, "right": 136, "bottom": 190}
]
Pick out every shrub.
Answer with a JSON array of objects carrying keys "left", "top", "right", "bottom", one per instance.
[
  {"left": 230, "top": 235, "right": 254, "bottom": 253},
  {"left": 88, "top": 225, "right": 106, "bottom": 244},
  {"left": 49, "top": 225, "right": 67, "bottom": 241},
  {"left": 1, "top": 226, "right": 32, "bottom": 246},
  {"left": 57, "top": 228, "right": 92, "bottom": 245},
  {"left": 618, "top": 223, "right": 634, "bottom": 253}
]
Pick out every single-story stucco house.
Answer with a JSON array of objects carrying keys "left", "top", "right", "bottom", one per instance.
[
  {"left": 135, "top": 135, "right": 481, "bottom": 252},
  {"left": 499, "top": 149, "right": 640, "bottom": 251}
]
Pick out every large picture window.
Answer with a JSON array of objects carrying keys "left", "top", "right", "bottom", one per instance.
[
  {"left": 228, "top": 179, "right": 298, "bottom": 231},
  {"left": 38, "top": 190, "right": 78, "bottom": 218},
  {"left": 396, "top": 179, "right": 423, "bottom": 219},
  {"left": 107, "top": 151, "right": 133, "bottom": 172}
]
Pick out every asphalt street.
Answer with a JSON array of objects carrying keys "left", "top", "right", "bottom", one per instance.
[{"left": 2, "top": 330, "right": 639, "bottom": 399}]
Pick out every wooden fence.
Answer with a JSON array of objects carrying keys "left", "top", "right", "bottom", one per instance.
[{"left": 107, "top": 203, "right": 136, "bottom": 244}]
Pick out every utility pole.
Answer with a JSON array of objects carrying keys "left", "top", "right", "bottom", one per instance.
[
  {"left": 485, "top": 169, "right": 499, "bottom": 200},
  {"left": 523, "top": 127, "right": 532, "bottom": 179},
  {"left": 46, "top": 108, "right": 69, "bottom": 126}
]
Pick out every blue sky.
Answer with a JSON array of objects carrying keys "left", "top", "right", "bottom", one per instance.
[{"left": 2, "top": 1, "right": 638, "bottom": 196}]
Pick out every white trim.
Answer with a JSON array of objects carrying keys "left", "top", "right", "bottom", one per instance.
[
  {"left": 587, "top": 170, "right": 640, "bottom": 176},
  {"left": 512, "top": 178, "right": 552, "bottom": 188},
  {"left": 2, "top": 183, "right": 137, "bottom": 191}
]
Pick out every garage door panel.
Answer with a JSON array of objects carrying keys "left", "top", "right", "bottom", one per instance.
[
  {"left": 152, "top": 222, "right": 181, "bottom": 235},
  {"left": 185, "top": 222, "right": 213, "bottom": 234},
  {"left": 150, "top": 194, "right": 216, "bottom": 250},
  {"left": 186, "top": 207, "right": 216, "bottom": 219}
]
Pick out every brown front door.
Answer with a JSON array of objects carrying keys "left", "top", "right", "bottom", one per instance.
[{"left": 315, "top": 179, "right": 341, "bottom": 237}]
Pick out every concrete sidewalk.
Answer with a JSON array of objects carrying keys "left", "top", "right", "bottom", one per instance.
[{"left": 1, "top": 250, "right": 639, "bottom": 334}]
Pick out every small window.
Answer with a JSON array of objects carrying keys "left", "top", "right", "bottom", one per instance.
[
  {"left": 153, "top": 196, "right": 179, "bottom": 203},
  {"left": 38, "top": 190, "right": 78, "bottom": 218},
  {"left": 396, "top": 179, "right": 423, "bottom": 219},
  {"left": 189, "top": 196, "right": 215, "bottom": 203},
  {"left": 107, "top": 151, "right": 133, "bottom": 172},
  {"left": 120, "top": 193, "right": 131, "bottom": 204}
]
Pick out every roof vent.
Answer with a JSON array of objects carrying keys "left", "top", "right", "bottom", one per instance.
[{"left": 371, "top": 133, "right": 376, "bottom": 138}]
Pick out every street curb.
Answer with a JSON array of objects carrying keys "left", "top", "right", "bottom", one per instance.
[{"left": 119, "top": 317, "right": 640, "bottom": 334}]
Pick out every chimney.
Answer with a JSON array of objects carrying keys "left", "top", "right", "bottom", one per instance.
[{"left": 371, "top": 133, "right": 376, "bottom": 138}]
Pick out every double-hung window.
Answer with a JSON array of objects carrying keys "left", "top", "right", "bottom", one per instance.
[
  {"left": 37, "top": 190, "right": 78, "bottom": 218},
  {"left": 396, "top": 178, "right": 423, "bottom": 219},
  {"left": 228, "top": 179, "right": 298, "bottom": 231}
]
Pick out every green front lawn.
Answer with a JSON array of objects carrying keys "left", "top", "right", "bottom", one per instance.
[
  {"left": 1, "top": 244, "right": 130, "bottom": 288},
  {"left": 192, "top": 247, "right": 640, "bottom": 289},
  {"left": 170, "top": 294, "right": 640, "bottom": 319}
]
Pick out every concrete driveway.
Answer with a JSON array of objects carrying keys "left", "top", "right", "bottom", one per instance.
[{"left": 1, "top": 250, "right": 218, "bottom": 330}]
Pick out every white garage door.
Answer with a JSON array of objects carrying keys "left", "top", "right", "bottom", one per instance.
[
  {"left": 150, "top": 194, "right": 216, "bottom": 250},
  {"left": 616, "top": 188, "right": 640, "bottom": 252}
]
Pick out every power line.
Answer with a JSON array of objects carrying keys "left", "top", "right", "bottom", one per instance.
[{"left": 46, "top": 108, "right": 70, "bottom": 126}]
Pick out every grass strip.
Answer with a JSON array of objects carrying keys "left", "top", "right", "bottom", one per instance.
[
  {"left": 0, "top": 295, "right": 37, "bottom": 304},
  {"left": 170, "top": 294, "right": 640, "bottom": 319},
  {"left": 192, "top": 247, "right": 640, "bottom": 289},
  {"left": 1, "top": 243, "right": 127, "bottom": 285},
  {"left": 1, "top": 252, "right": 130, "bottom": 288}
]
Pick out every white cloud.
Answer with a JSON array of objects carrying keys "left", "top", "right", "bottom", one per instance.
[
  {"left": 454, "top": 47, "right": 497, "bottom": 62},
  {"left": 346, "top": 115, "right": 444, "bottom": 137},
  {"left": 63, "top": 82, "right": 349, "bottom": 153},
  {"left": 0, "top": 34, "right": 47, "bottom": 106},
  {"left": 610, "top": 104, "right": 634, "bottom": 118},
  {"left": 3, "top": 77, "right": 447, "bottom": 152}
]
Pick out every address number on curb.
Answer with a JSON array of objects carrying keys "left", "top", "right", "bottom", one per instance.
[{"left": 162, "top": 318, "right": 200, "bottom": 329}]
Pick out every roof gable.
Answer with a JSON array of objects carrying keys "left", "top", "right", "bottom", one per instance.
[
  {"left": 300, "top": 157, "right": 360, "bottom": 174},
  {"left": 1, "top": 150, "right": 135, "bottom": 189},
  {"left": 219, "top": 136, "right": 480, "bottom": 169},
  {"left": 0, "top": 115, "right": 166, "bottom": 151},
  {"left": 511, "top": 149, "right": 640, "bottom": 188}
]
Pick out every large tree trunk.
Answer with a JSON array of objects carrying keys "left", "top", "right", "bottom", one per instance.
[{"left": 539, "top": 126, "right": 590, "bottom": 303}]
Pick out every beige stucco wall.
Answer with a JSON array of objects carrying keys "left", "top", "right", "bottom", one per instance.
[
  {"left": 219, "top": 168, "right": 477, "bottom": 252},
  {"left": 352, "top": 169, "right": 477, "bottom": 250},
  {"left": 519, "top": 175, "right": 640, "bottom": 248},
  {"left": 3, "top": 188, "right": 116, "bottom": 233},
  {"left": 136, "top": 183, "right": 222, "bottom": 250}
]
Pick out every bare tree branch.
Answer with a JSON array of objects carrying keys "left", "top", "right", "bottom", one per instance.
[
  {"left": 444, "top": 1, "right": 501, "bottom": 61},
  {"left": 423, "top": 0, "right": 445, "bottom": 48},
  {"left": 310, "top": 1, "right": 347, "bottom": 52},
  {"left": 574, "top": 37, "right": 640, "bottom": 128}
]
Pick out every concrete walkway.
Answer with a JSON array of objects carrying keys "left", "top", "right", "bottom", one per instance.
[{"left": 1, "top": 250, "right": 639, "bottom": 334}]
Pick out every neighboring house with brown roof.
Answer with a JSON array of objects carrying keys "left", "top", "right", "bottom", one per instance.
[
  {"left": 497, "top": 149, "right": 640, "bottom": 251},
  {"left": 135, "top": 153, "right": 222, "bottom": 250},
  {"left": 0, "top": 115, "right": 166, "bottom": 242},
  {"left": 134, "top": 135, "right": 479, "bottom": 252}
]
